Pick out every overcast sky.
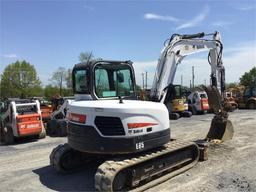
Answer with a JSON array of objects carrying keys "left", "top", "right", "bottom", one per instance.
[{"left": 1, "top": 0, "right": 256, "bottom": 87}]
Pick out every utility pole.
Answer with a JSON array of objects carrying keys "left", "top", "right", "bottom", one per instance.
[
  {"left": 190, "top": 80, "right": 192, "bottom": 89},
  {"left": 204, "top": 79, "right": 206, "bottom": 86},
  {"left": 142, "top": 73, "right": 145, "bottom": 90},
  {"left": 192, "top": 66, "right": 195, "bottom": 88},
  {"left": 181, "top": 75, "right": 183, "bottom": 86},
  {"left": 145, "top": 71, "right": 148, "bottom": 90}
]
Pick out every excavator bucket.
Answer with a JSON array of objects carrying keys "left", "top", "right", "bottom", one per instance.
[
  {"left": 201, "top": 85, "right": 234, "bottom": 142},
  {"left": 207, "top": 116, "right": 234, "bottom": 142}
]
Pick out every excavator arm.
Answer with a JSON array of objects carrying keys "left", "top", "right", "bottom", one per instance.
[
  {"left": 150, "top": 31, "right": 234, "bottom": 142},
  {"left": 150, "top": 32, "right": 224, "bottom": 102}
]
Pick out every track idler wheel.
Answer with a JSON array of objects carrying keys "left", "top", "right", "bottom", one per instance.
[
  {"left": 169, "top": 113, "right": 180, "bottom": 120},
  {"left": 181, "top": 111, "right": 192, "bottom": 117},
  {"left": 206, "top": 115, "right": 234, "bottom": 142},
  {"left": 50, "top": 143, "right": 90, "bottom": 173}
]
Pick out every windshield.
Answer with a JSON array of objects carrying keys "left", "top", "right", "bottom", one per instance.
[
  {"left": 94, "top": 64, "right": 135, "bottom": 98},
  {"left": 173, "top": 85, "right": 182, "bottom": 99},
  {"left": 74, "top": 69, "right": 88, "bottom": 93}
]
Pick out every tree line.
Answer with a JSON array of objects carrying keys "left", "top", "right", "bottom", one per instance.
[
  {"left": 0, "top": 60, "right": 73, "bottom": 100},
  {"left": 0, "top": 52, "right": 97, "bottom": 100}
]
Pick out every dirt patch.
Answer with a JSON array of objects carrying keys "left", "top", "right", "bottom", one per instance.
[{"left": 217, "top": 173, "right": 254, "bottom": 192}]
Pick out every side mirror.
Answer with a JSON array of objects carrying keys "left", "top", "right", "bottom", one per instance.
[{"left": 117, "top": 72, "right": 124, "bottom": 83}]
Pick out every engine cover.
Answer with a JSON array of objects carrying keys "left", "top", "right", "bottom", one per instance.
[{"left": 67, "top": 100, "right": 170, "bottom": 154}]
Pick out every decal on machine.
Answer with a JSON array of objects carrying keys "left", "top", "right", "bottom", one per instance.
[
  {"left": 127, "top": 123, "right": 158, "bottom": 129},
  {"left": 133, "top": 129, "right": 143, "bottom": 134},
  {"left": 136, "top": 142, "right": 144, "bottom": 150},
  {"left": 128, "top": 122, "right": 157, "bottom": 135}
]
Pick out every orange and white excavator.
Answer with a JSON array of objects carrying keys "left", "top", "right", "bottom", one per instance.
[{"left": 0, "top": 98, "right": 46, "bottom": 144}]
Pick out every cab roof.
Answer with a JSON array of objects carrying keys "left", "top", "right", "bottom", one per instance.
[{"left": 73, "top": 60, "right": 133, "bottom": 70}]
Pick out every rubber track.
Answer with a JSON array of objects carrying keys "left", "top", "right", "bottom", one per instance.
[
  {"left": 50, "top": 143, "right": 104, "bottom": 173},
  {"left": 50, "top": 143, "right": 72, "bottom": 173},
  {"left": 95, "top": 140, "right": 199, "bottom": 192}
]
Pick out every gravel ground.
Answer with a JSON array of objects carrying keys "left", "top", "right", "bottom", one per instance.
[{"left": 0, "top": 109, "right": 255, "bottom": 192}]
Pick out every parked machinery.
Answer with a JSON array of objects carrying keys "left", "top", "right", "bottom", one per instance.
[
  {"left": 235, "top": 86, "right": 256, "bottom": 109},
  {"left": 188, "top": 90, "right": 209, "bottom": 114},
  {"left": 223, "top": 91, "right": 238, "bottom": 111},
  {"left": 50, "top": 32, "right": 234, "bottom": 191},
  {"left": 31, "top": 97, "right": 53, "bottom": 128},
  {"left": 138, "top": 86, "right": 192, "bottom": 119},
  {"left": 47, "top": 97, "right": 74, "bottom": 137},
  {"left": 0, "top": 98, "right": 46, "bottom": 144},
  {"left": 164, "top": 84, "right": 192, "bottom": 119}
]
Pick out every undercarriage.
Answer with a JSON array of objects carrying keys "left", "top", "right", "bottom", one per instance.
[{"left": 50, "top": 140, "right": 199, "bottom": 191}]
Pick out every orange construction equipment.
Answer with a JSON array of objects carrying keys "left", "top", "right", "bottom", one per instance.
[{"left": 0, "top": 98, "right": 46, "bottom": 144}]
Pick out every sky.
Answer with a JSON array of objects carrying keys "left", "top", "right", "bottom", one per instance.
[{"left": 1, "top": 0, "right": 256, "bottom": 88}]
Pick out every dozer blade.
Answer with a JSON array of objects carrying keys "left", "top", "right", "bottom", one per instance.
[{"left": 207, "top": 116, "right": 234, "bottom": 142}]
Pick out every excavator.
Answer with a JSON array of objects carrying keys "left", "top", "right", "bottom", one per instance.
[
  {"left": 164, "top": 84, "right": 192, "bottom": 119},
  {"left": 50, "top": 31, "right": 234, "bottom": 191},
  {"left": 47, "top": 96, "right": 74, "bottom": 137}
]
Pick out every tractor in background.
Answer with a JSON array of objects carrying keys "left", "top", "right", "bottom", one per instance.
[{"left": 235, "top": 86, "right": 256, "bottom": 109}]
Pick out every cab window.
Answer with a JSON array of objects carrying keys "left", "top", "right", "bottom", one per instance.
[
  {"left": 94, "top": 64, "right": 135, "bottom": 98},
  {"left": 74, "top": 69, "right": 88, "bottom": 93}
]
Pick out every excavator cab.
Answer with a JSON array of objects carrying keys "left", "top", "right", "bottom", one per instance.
[{"left": 72, "top": 60, "right": 137, "bottom": 101}]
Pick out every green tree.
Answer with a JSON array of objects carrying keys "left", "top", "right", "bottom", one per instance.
[
  {"left": 0, "top": 60, "right": 42, "bottom": 98},
  {"left": 66, "top": 68, "right": 72, "bottom": 90},
  {"left": 79, "top": 51, "right": 94, "bottom": 63},
  {"left": 64, "top": 69, "right": 73, "bottom": 96},
  {"left": 240, "top": 67, "right": 256, "bottom": 87},
  {"left": 50, "top": 67, "right": 67, "bottom": 96},
  {"left": 226, "top": 82, "right": 239, "bottom": 89},
  {"left": 62, "top": 88, "right": 73, "bottom": 96},
  {"left": 135, "top": 84, "right": 142, "bottom": 93},
  {"left": 43, "top": 85, "right": 59, "bottom": 100}
]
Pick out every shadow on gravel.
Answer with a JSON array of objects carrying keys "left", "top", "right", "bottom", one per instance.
[
  {"left": 33, "top": 165, "right": 97, "bottom": 191},
  {"left": 0, "top": 137, "right": 41, "bottom": 147}
]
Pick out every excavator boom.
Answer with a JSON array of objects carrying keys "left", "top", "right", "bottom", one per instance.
[{"left": 149, "top": 31, "right": 233, "bottom": 142}]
